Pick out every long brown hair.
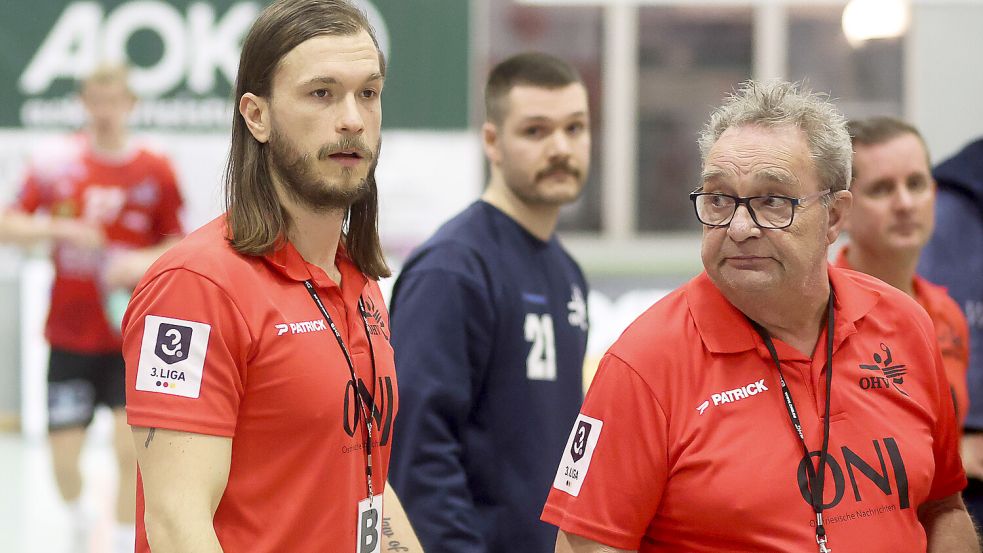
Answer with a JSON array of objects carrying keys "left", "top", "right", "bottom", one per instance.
[{"left": 224, "top": 0, "right": 390, "bottom": 279}]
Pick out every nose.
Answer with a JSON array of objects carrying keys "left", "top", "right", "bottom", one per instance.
[
  {"left": 893, "top": 184, "right": 915, "bottom": 210},
  {"left": 547, "top": 129, "right": 573, "bottom": 159},
  {"left": 726, "top": 203, "right": 761, "bottom": 242},
  {"left": 336, "top": 94, "right": 365, "bottom": 135}
]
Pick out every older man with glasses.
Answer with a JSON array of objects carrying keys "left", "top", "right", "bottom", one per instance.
[{"left": 540, "top": 80, "right": 978, "bottom": 553}]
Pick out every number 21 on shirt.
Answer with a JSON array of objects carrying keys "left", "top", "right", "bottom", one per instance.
[{"left": 525, "top": 313, "right": 556, "bottom": 381}]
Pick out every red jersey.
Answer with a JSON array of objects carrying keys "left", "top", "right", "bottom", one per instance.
[
  {"left": 123, "top": 217, "right": 398, "bottom": 553},
  {"left": 14, "top": 134, "right": 183, "bottom": 353},
  {"left": 834, "top": 247, "right": 970, "bottom": 431},
  {"left": 542, "top": 267, "right": 965, "bottom": 552}
]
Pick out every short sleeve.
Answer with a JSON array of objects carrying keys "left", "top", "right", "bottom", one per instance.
[
  {"left": 925, "top": 326, "right": 969, "bottom": 501},
  {"left": 541, "top": 352, "right": 669, "bottom": 550},
  {"left": 123, "top": 268, "right": 251, "bottom": 437}
]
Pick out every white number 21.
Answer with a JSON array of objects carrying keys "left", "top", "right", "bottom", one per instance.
[{"left": 524, "top": 313, "right": 556, "bottom": 381}]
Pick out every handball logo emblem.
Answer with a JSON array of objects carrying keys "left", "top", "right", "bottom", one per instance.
[
  {"left": 570, "top": 420, "right": 592, "bottom": 462},
  {"left": 155, "top": 323, "right": 193, "bottom": 365}
]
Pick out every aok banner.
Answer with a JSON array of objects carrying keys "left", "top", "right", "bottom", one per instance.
[{"left": 0, "top": 0, "right": 469, "bottom": 130}]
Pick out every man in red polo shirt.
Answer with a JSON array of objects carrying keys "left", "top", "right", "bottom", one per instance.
[
  {"left": 121, "top": 1, "right": 422, "bottom": 552},
  {"left": 834, "top": 117, "right": 969, "bottom": 433},
  {"left": 542, "top": 81, "right": 977, "bottom": 552},
  {"left": 0, "top": 63, "right": 183, "bottom": 552}
]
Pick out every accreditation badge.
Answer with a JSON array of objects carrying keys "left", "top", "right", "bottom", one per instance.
[{"left": 356, "top": 494, "right": 384, "bottom": 553}]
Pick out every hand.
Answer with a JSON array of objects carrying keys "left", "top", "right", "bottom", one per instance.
[
  {"left": 52, "top": 219, "right": 105, "bottom": 250},
  {"left": 960, "top": 434, "right": 983, "bottom": 480}
]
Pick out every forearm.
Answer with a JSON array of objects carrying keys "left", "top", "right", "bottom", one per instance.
[
  {"left": 921, "top": 498, "right": 980, "bottom": 552},
  {"left": 0, "top": 211, "right": 60, "bottom": 245},
  {"left": 381, "top": 484, "right": 425, "bottom": 552}
]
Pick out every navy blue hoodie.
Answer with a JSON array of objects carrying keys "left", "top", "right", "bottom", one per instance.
[
  {"left": 388, "top": 201, "right": 589, "bottom": 553},
  {"left": 919, "top": 138, "right": 983, "bottom": 429}
]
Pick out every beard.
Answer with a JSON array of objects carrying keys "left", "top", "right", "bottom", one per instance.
[{"left": 267, "top": 127, "right": 379, "bottom": 213}]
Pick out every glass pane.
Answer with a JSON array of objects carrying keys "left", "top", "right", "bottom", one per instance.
[
  {"left": 484, "top": 2, "right": 604, "bottom": 232},
  {"left": 636, "top": 7, "right": 753, "bottom": 232},
  {"left": 787, "top": 6, "right": 904, "bottom": 119}
]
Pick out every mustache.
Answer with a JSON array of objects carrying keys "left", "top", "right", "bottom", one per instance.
[
  {"left": 535, "top": 159, "right": 581, "bottom": 182},
  {"left": 316, "top": 136, "right": 375, "bottom": 162}
]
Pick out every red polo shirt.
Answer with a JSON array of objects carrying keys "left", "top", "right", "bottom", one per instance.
[
  {"left": 123, "top": 216, "right": 397, "bottom": 553},
  {"left": 834, "top": 247, "right": 970, "bottom": 431},
  {"left": 542, "top": 267, "right": 965, "bottom": 552}
]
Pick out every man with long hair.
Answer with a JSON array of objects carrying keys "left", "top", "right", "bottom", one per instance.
[
  {"left": 121, "top": 1, "right": 420, "bottom": 551},
  {"left": 0, "top": 63, "right": 183, "bottom": 553}
]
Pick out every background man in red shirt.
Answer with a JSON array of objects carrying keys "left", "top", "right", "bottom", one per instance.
[
  {"left": 0, "top": 64, "right": 184, "bottom": 552},
  {"left": 835, "top": 116, "right": 969, "bottom": 433}
]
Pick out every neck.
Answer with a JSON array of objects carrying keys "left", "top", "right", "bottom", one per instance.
[
  {"left": 845, "top": 244, "right": 917, "bottom": 298},
  {"left": 89, "top": 127, "right": 128, "bottom": 154},
  {"left": 730, "top": 274, "right": 831, "bottom": 356},
  {"left": 481, "top": 173, "right": 561, "bottom": 241},
  {"left": 276, "top": 185, "right": 346, "bottom": 284}
]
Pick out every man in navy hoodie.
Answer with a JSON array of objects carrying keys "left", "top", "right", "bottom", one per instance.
[
  {"left": 919, "top": 137, "right": 983, "bottom": 519},
  {"left": 388, "top": 52, "right": 591, "bottom": 553}
]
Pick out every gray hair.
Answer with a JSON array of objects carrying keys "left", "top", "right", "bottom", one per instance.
[{"left": 698, "top": 80, "right": 853, "bottom": 197}]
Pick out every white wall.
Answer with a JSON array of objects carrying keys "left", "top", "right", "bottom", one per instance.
[{"left": 907, "top": 3, "right": 983, "bottom": 163}]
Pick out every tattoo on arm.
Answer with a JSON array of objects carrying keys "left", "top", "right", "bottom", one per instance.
[
  {"left": 382, "top": 517, "right": 407, "bottom": 551},
  {"left": 144, "top": 428, "right": 156, "bottom": 449}
]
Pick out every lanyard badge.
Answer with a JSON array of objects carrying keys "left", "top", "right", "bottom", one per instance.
[
  {"left": 304, "top": 280, "right": 378, "bottom": 502},
  {"left": 357, "top": 494, "right": 384, "bottom": 553},
  {"left": 750, "top": 290, "right": 835, "bottom": 553}
]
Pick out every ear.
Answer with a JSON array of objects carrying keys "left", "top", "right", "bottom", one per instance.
[
  {"left": 239, "top": 92, "right": 271, "bottom": 143},
  {"left": 482, "top": 121, "right": 501, "bottom": 165},
  {"left": 825, "top": 190, "right": 853, "bottom": 245}
]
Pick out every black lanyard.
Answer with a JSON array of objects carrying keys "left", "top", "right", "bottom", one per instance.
[
  {"left": 303, "top": 279, "right": 378, "bottom": 503},
  {"left": 749, "top": 290, "right": 835, "bottom": 553}
]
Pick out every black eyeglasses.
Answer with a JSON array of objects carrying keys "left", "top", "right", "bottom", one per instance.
[{"left": 689, "top": 188, "right": 831, "bottom": 229}]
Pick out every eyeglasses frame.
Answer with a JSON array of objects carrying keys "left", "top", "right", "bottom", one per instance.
[{"left": 688, "top": 188, "right": 833, "bottom": 230}]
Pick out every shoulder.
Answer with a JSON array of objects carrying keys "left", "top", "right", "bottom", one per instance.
[
  {"left": 837, "top": 267, "right": 936, "bottom": 339},
  {"left": 140, "top": 217, "right": 258, "bottom": 291},
  {"left": 130, "top": 139, "right": 177, "bottom": 171},
  {"left": 399, "top": 206, "right": 493, "bottom": 279},
  {"left": 549, "top": 237, "right": 588, "bottom": 281},
  {"left": 606, "top": 283, "right": 694, "bottom": 366},
  {"left": 24, "top": 134, "right": 86, "bottom": 181},
  {"left": 916, "top": 276, "right": 968, "bottom": 327}
]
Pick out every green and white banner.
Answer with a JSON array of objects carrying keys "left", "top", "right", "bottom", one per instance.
[{"left": 0, "top": 0, "right": 470, "bottom": 130}]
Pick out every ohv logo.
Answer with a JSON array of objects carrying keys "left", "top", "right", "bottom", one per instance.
[
  {"left": 859, "top": 343, "right": 909, "bottom": 397},
  {"left": 361, "top": 296, "right": 390, "bottom": 341},
  {"left": 155, "top": 323, "right": 192, "bottom": 365}
]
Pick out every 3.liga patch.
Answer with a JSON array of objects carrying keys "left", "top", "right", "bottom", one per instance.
[
  {"left": 136, "top": 315, "right": 211, "bottom": 398},
  {"left": 553, "top": 414, "right": 603, "bottom": 497}
]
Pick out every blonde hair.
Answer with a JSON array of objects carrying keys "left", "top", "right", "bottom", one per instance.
[{"left": 80, "top": 63, "right": 133, "bottom": 96}]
